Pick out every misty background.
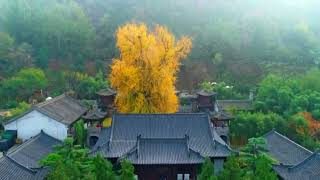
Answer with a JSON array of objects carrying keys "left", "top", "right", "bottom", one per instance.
[{"left": 0, "top": 0, "right": 320, "bottom": 92}]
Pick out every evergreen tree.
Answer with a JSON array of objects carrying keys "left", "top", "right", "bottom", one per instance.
[
  {"left": 93, "top": 154, "right": 115, "bottom": 180},
  {"left": 74, "top": 119, "right": 87, "bottom": 147},
  {"left": 241, "top": 137, "right": 270, "bottom": 170},
  {"left": 198, "top": 157, "right": 217, "bottom": 180},
  {"left": 46, "top": 160, "right": 69, "bottom": 180},
  {"left": 219, "top": 155, "right": 241, "bottom": 180},
  {"left": 242, "top": 137, "right": 268, "bottom": 158},
  {"left": 41, "top": 138, "right": 97, "bottom": 180},
  {"left": 119, "top": 160, "right": 135, "bottom": 180},
  {"left": 254, "top": 155, "right": 277, "bottom": 180}
]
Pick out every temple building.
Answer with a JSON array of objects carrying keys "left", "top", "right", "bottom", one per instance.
[
  {"left": 177, "top": 89, "right": 234, "bottom": 143},
  {"left": 85, "top": 88, "right": 117, "bottom": 147},
  {"left": 0, "top": 131, "right": 61, "bottom": 180},
  {"left": 96, "top": 88, "right": 116, "bottom": 113},
  {"left": 263, "top": 130, "right": 320, "bottom": 180},
  {"left": 90, "top": 113, "right": 233, "bottom": 180},
  {"left": 273, "top": 153, "right": 320, "bottom": 180},
  {"left": 264, "top": 130, "right": 312, "bottom": 165},
  {"left": 3, "top": 94, "right": 87, "bottom": 141},
  {"left": 82, "top": 108, "right": 108, "bottom": 147}
]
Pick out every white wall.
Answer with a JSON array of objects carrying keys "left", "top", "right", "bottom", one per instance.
[{"left": 4, "top": 110, "right": 68, "bottom": 141}]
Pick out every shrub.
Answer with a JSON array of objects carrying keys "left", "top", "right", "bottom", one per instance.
[{"left": 312, "top": 109, "right": 320, "bottom": 120}]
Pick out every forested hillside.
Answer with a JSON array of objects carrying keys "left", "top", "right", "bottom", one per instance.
[
  {"left": 1, "top": 0, "right": 320, "bottom": 93},
  {"left": 1, "top": 1, "right": 320, "bottom": 179},
  {"left": 1, "top": 0, "right": 320, "bottom": 112}
]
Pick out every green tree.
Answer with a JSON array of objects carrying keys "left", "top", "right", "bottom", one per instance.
[
  {"left": 219, "top": 155, "right": 241, "bottom": 180},
  {"left": 93, "top": 154, "right": 115, "bottom": 180},
  {"left": 74, "top": 119, "right": 87, "bottom": 147},
  {"left": 64, "top": 71, "right": 108, "bottom": 99},
  {"left": 2, "top": 0, "right": 95, "bottom": 70},
  {"left": 253, "top": 155, "right": 277, "bottom": 180},
  {"left": 198, "top": 157, "right": 217, "bottom": 180},
  {"left": 0, "top": 32, "right": 34, "bottom": 76},
  {"left": 46, "top": 160, "right": 69, "bottom": 180},
  {"left": 46, "top": 70, "right": 67, "bottom": 97},
  {"left": 0, "top": 68, "right": 47, "bottom": 103},
  {"left": 42, "top": 138, "right": 116, "bottom": 180},
  {"left": 0, "top": 32, "right": 14, "bottom": 59},
  {"left": 199, "top": 81, "right": 244, "bottom": 100},
  {"left": 119, "top": 160, "right": 135, "bottom": 180},
  {"left": 299, "top": 68, "right": 320, "bottom": 92},
  {"left": 240, "top": 138, "right": 278, "bottom": 179},
  {"left": 255, "top": 74, "right": 298, "bottom": 115},
  {"left": 41, "top": 138, "right": 88, "bottom": 180},
  {"left": 230, "top": 112, "right": 286, "bottom": 144},
  {"left": 241, "top": 137, "right": 268, "bottom": 159},
  {"left": 7, "top": 102, "right": 30, "bottom": 119}
]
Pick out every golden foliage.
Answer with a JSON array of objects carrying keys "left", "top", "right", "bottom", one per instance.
[{"left": 110, "top": 23, "right": 192, "bottom": 113}]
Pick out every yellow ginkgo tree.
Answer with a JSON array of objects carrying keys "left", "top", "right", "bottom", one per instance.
[{"left": 110, "top": 23, "right": 192, "bottom": 113}]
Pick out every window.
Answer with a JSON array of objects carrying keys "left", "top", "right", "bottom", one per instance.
[{"left": 177, "top": 174, "right": 190, "bottom": 180}]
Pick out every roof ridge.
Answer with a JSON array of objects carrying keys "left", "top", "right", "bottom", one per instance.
[
  {"left": 35, "top": 94, "right": 66, "bottom": 108},
  {"left": 7, "top": 130, "right": 62, "bottom": 161},
  {"left": 262, "top": 128, "right": 277, "bottom": 137},
  {"left": 207, "top": 114, "right": 217, "bottom": 150},
  {"left": 117, "top": 141, "right": 139, "bottom": 163},
  {"left": 188, "top": 147, "right": 205, "bottom": 159},
  {"left": 3, "top": 155, "right": 37, "bottom": 174},
  {"left": 139, "top": 137, "right": 189, "bottom": 141},
  {"left": 7, "top": 133, "right": 43, "bottom": 156},
  {"left": 288, "top": 152, "right": 319, "bottom": 171},
  {"left": 89, "top": 140, "right": 109, "bottom": 155},
  {"left": 64, "top": 95, "right": 87, "bottom": 109},
  {"left": 265, "top": 130, "right": 313, "bottom": 154},
  {"left": 36, "top": 108, "right": 65, "bottom": 123},
  {"left": 3, "top": 95, "right": 82, "bottom": 126},
  {"left": 121, "top": 136, "right": 205, "bottom": 163},
  {"left": 39, "top": 130, "right": 63, "bottom": 142}
]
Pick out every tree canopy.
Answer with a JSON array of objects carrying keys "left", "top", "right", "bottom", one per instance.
[
  {"left": 41, "top": 138, "right": 118, "bottom": 180},
  {"left": 0, "top": 68, "right": 47, "bottom": 103},
  {"left": 110, "top": 23, "right": 192, "bottom": 113},
  {"left": 198, "top": 157, "right": 217, "bottom": 180}
]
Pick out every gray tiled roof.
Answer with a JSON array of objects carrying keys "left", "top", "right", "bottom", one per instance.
[
  {"left": 82, "top": 109, "right": 107, "bottom": 120},
  {"left": 35, "top": 94, "right": 87, "bottom": 125},
  {"left": 273, "top": 153, "right": 320, "bottom": 180},
  {"left": 197, "top": 90, "right": 216, "bottom": 96},
  {"left": 91, "top": 113, "right": 232, "bottom": 164},
  {"left": 96, "top": 88, "right": 116, "bottom": 96},
  {"left": 7, "top": 131, "right": 61, "bottom": 168},
  {"left": 124, "top": 137, "right": 205, "bottom": 165},
  {"left": 178, "top": 92, "right": 197, "bottom": 99},
  {"left": 0, "top": 156, "right": 46, "bottom": 180},
  {"left": 263, "top": 130, "right": 312, "bottom": 165},
  {"left": 3, "top": 94, "right": 87, "bottom": 126}
]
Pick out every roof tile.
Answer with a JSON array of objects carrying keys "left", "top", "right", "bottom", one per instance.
[
  {"left": 263, "top": 130, "right": 312, "bottom": 165},
  {"left": 91, "top": 113, "right": 232, "bottom": 164},
  {"left": 7, "top": 131, "right": 61, "bottom": 168}
]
